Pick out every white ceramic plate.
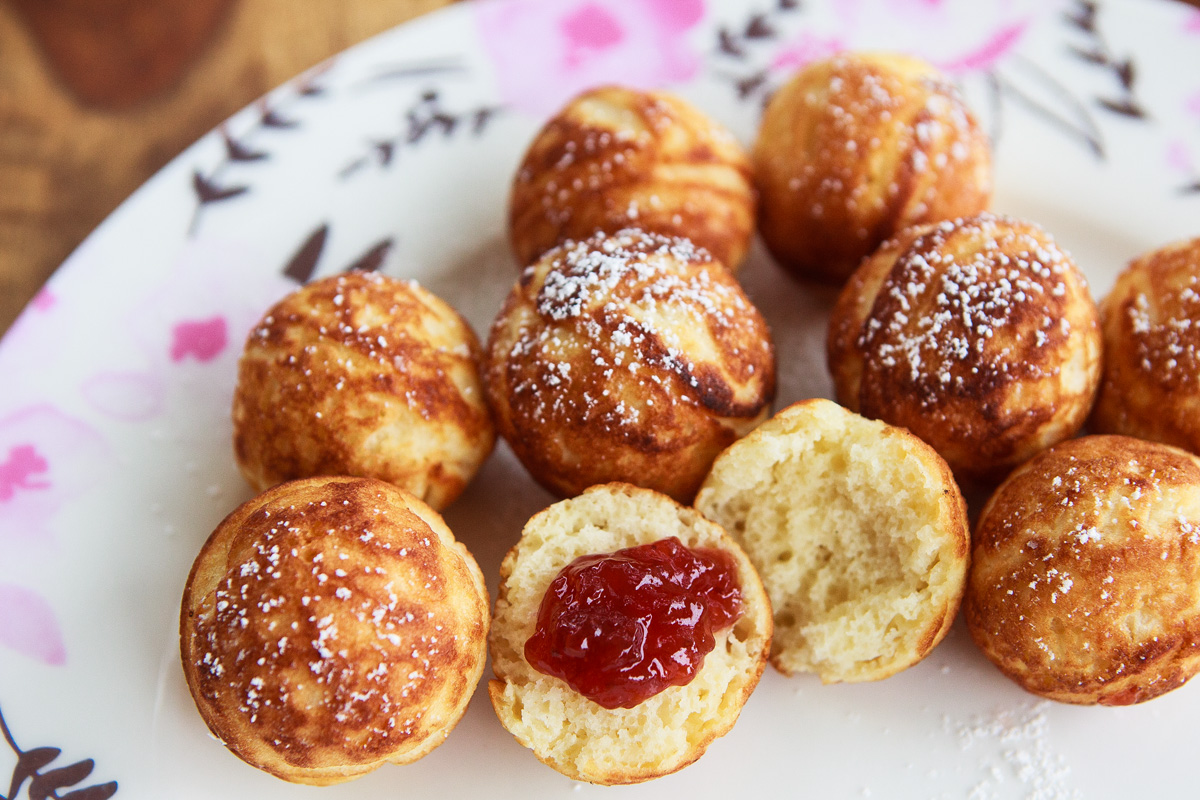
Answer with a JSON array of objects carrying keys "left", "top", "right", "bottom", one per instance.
[{"left": 2, "top": 0, "right": 1199, "bottom": 797}]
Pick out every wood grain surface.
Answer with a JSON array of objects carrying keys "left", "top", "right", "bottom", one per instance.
[{"left": 0, "top": 0, "right": 454, "bottom": 336}]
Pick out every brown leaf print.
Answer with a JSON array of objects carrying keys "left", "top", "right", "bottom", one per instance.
[
  {"left": 258, "top": 102, "right": 298, "bottom": 129},
  {"left": 1064, "top": 0, "right": 1097, "bottom": 33},
  {"left": 1064, "top": 0, "right": 1146, "bottom": 121},
  {"left": 1, "top": 705, "right": 117, "bottom": 800},
  {"left": 345, "top": 239, "right": 394, "bottom": 274},
  {"left": 744, "top": 14, "right": 775, "bottom": 39},
  {"left": 341, "top": 88, "right": 503, "bottom": 179},
  {"left": 28, "top": 759, "right": 98, "bottom": 800},
  {"left": 282, "top": 224, "right": 329, "bottom": 284},
  {"left": 711, "top": 0, "right": 800, "bottom": 98},
  {"left": 717, "top": 27, "right": 746, "bottom": 58},
  {"left": 1098, "top": 96, "right": 1145, "bottom": 119},
  {"left": 191, "top": 171, "right": 248, "bottom": 204},
  {"left": 221, "top": 127, "right": 268, "bottom": 162}
]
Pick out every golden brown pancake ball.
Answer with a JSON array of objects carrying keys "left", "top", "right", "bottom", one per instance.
[
  {"left": 754, "top": 51, "right": 992, "bottom": 284},
  {"left": 509, "top": 85, "right": 756, "bottom": 272},
  {"left": 1090, "top": 236, "right": 1200, "bottom": 455},
  {"left": 965, "top": 435, "right": 1200, "bottom": 705},
  {"left": 180, "top": 476, "right": 490, "bottom": 783},
  {"left": 232, "top": 271, "right": 495, "bottom": 510},
  {"left": 827, "top": 213, "right": 1102, "bottom": 483},
  {"left": 484, "top": 228, "right": 775, "bottom": 503}
]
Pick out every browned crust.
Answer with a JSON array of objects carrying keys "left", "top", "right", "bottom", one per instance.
[
  {"left": 509, "top": 85, "right": 756, "bottom": 272},
  {"left": 964, "top": 436, "right": 1200, "bottom": 705},
  {"left": 484, "top": 229, "right": 775, "bottom": 503},
  {"left": 179, "top": 476, "right": 490, "bottom": 784},
  {"left": 486, "top": 483, "right": 772, "bottom": 785},
  {"left": 827, "top": 213, "right": 1102, "bottom": 482},
  {"left": 1090, "top": 237, "right": 1200, "bottom": 456},
  {"left": 232, "top": 272, "right": 495, "bottom": 510},
  {"left": 754, "top": 51, "right": 992, "bottom": 285}
]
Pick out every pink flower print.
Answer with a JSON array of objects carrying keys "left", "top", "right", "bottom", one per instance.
[
  {"left": 0, "top": 405, "right": 109, "bottom": 551},
  {"left": 815, "top": 0, "right": 1036, "bottom": 75},
  {"left": 0, "top": 583, "right": 67, "bottom": 665},
  {"left": 936, "top": 21, "right": 1028, "bottom": 73},
  {"left": 169, "top": 316, "right": 228, "bottom": 363},
  {"left": 0, "top": 445, "right": 50, "bottom": 502},
  {"left": 30, "top": 287, "right": 56, "bottom": 313},
  {"left": 0, "top": 287, "right": 70, "bottom": 404},
  {"left": 1186, "top": 10, "right": 1200, "bottom": 34},
  {"left": 81, "top": 371, "right": 166, "bottom": 423},
  {"left": 771, "top": 33, "right": 845, "bottom": 73},
  {"left": 126, "top": 238, "right": 285, "bottom": 375},
  {"left": 561, "top": 4, "right": 624, "bottom": 68},
  {"left": 82, "top": 236, "right": 293, "bottom": 423},
  {"left": 1167, "top": 139, "right": 1194, "bottom": 175},
  {"left": 1186, "top": 90, "right": 1200, "bottom": 118},
  {"left": 475, "top": 0, "right": 706, "bottom": 117}
]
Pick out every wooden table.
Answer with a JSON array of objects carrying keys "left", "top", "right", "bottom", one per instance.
[{"left": 0, "top": 0, "right": 455, "bottom": 336}]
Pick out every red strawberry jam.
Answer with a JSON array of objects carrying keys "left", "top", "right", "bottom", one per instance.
[{"left": 524, "top": 536, "right": 744, "bottom": 709}]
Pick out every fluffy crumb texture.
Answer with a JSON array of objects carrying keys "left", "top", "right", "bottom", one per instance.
[
  {"left": 1090, "top": 236, "right": 1200, "bottom": 457},
  {"left": 484, "top": 227, "right": 775, "bottom": 503},
  {"left": 965, "top": 435, "right": 1200, "bottom": 706},
  {"left": 180, "top": 476, "right": 490, "bottom": 784},
  {"left": 488, "top": 483, "right": 772, "bottom": 785},
  {"left": 509, "top": 84, "right": 756, "bottom": 272},
  {"left": 827, "top": 213, "right": 1102, "bottom": 483},
  {"left": 233, "top": 271, "right": 495, "bottom": 510},
  {"left": 754, "top": 51, "right": 992, "bottom": 285},
  {"left": 695, "top": 398, "right": 969, "bottom": 683}
]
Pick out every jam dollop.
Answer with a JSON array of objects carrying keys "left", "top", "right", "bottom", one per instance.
[{"left": 524, "top": 536, "right": 744, "bottom": 709}]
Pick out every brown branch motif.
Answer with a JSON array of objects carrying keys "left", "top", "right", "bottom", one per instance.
[
  {"left": 189, "top": 58, "right": 473, "bottom": 234},
  {"left": 1, "top": 705, "right": 116, "bottom": 800},
  {"left": 1063, "top": 0, "right": 1147, "bottom": 120},
  {"left": 281, "top": 223, "right": 394, "bottom": 285},
  {"left": 710, "top": 0, "right": 1155, "bottom": 161},
  {"left": 711, "top": 0, "right": 801, "bottom": 105},
  {"left": 987, "top": 53, "right": 1106, "bottom": 159},
  {"left": 189, "top": 61, "right": 336, "bottom": 234},
  {"left": 338, "top": 88, "right": 504, "bottom": 179}
]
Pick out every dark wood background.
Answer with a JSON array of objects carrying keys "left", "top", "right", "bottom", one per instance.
[
  {"left": 1, "top": 0, "right": 1196, "bottom": 336},
  {"left": 0, "top": 0, "right": 455, "bottom": 335}
]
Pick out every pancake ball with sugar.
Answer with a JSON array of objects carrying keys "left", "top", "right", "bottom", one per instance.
[
  {"left": 484, "top": 227, "right": 775, "bottom": 503},
  {"left": 232, "top": 271, "right": 495, "bottom": 511},
  {"left": 754, "top": 51, "right": 992, "bottom": 285},
  {"left": 1090, "top": 236, "right": 1200, "bottom": 456},
  {"left": 509, "top": 85, "right": 756, "bottom": 272},
  {"left": 827, "top": 213, "right": 1102, "bottom": 483},
  {"left": 180, "top": 476, "right": 490, "bottom": 783},
  {"left": 966, "top": 435, "right": 1200, "bottom": 705}
]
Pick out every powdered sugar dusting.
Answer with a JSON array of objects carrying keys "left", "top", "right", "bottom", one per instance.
[
  {"left": 496, "top": 228, "right": 768, "bottom": 431},
  {"left": 1126, "top": 260, "right": 1200, "bottom": 384},
  {"left": 859, "top": 214, "right": 1077, "bottom": 405},
  {"left": 189, "top": 489, "right": 476, "bottom": 754},
  {"left": 949, "top": 703, "right": 1081, "bottom": 800},
  {"left": 536, "top": 229, "right": 711, "bottom": 322}
]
